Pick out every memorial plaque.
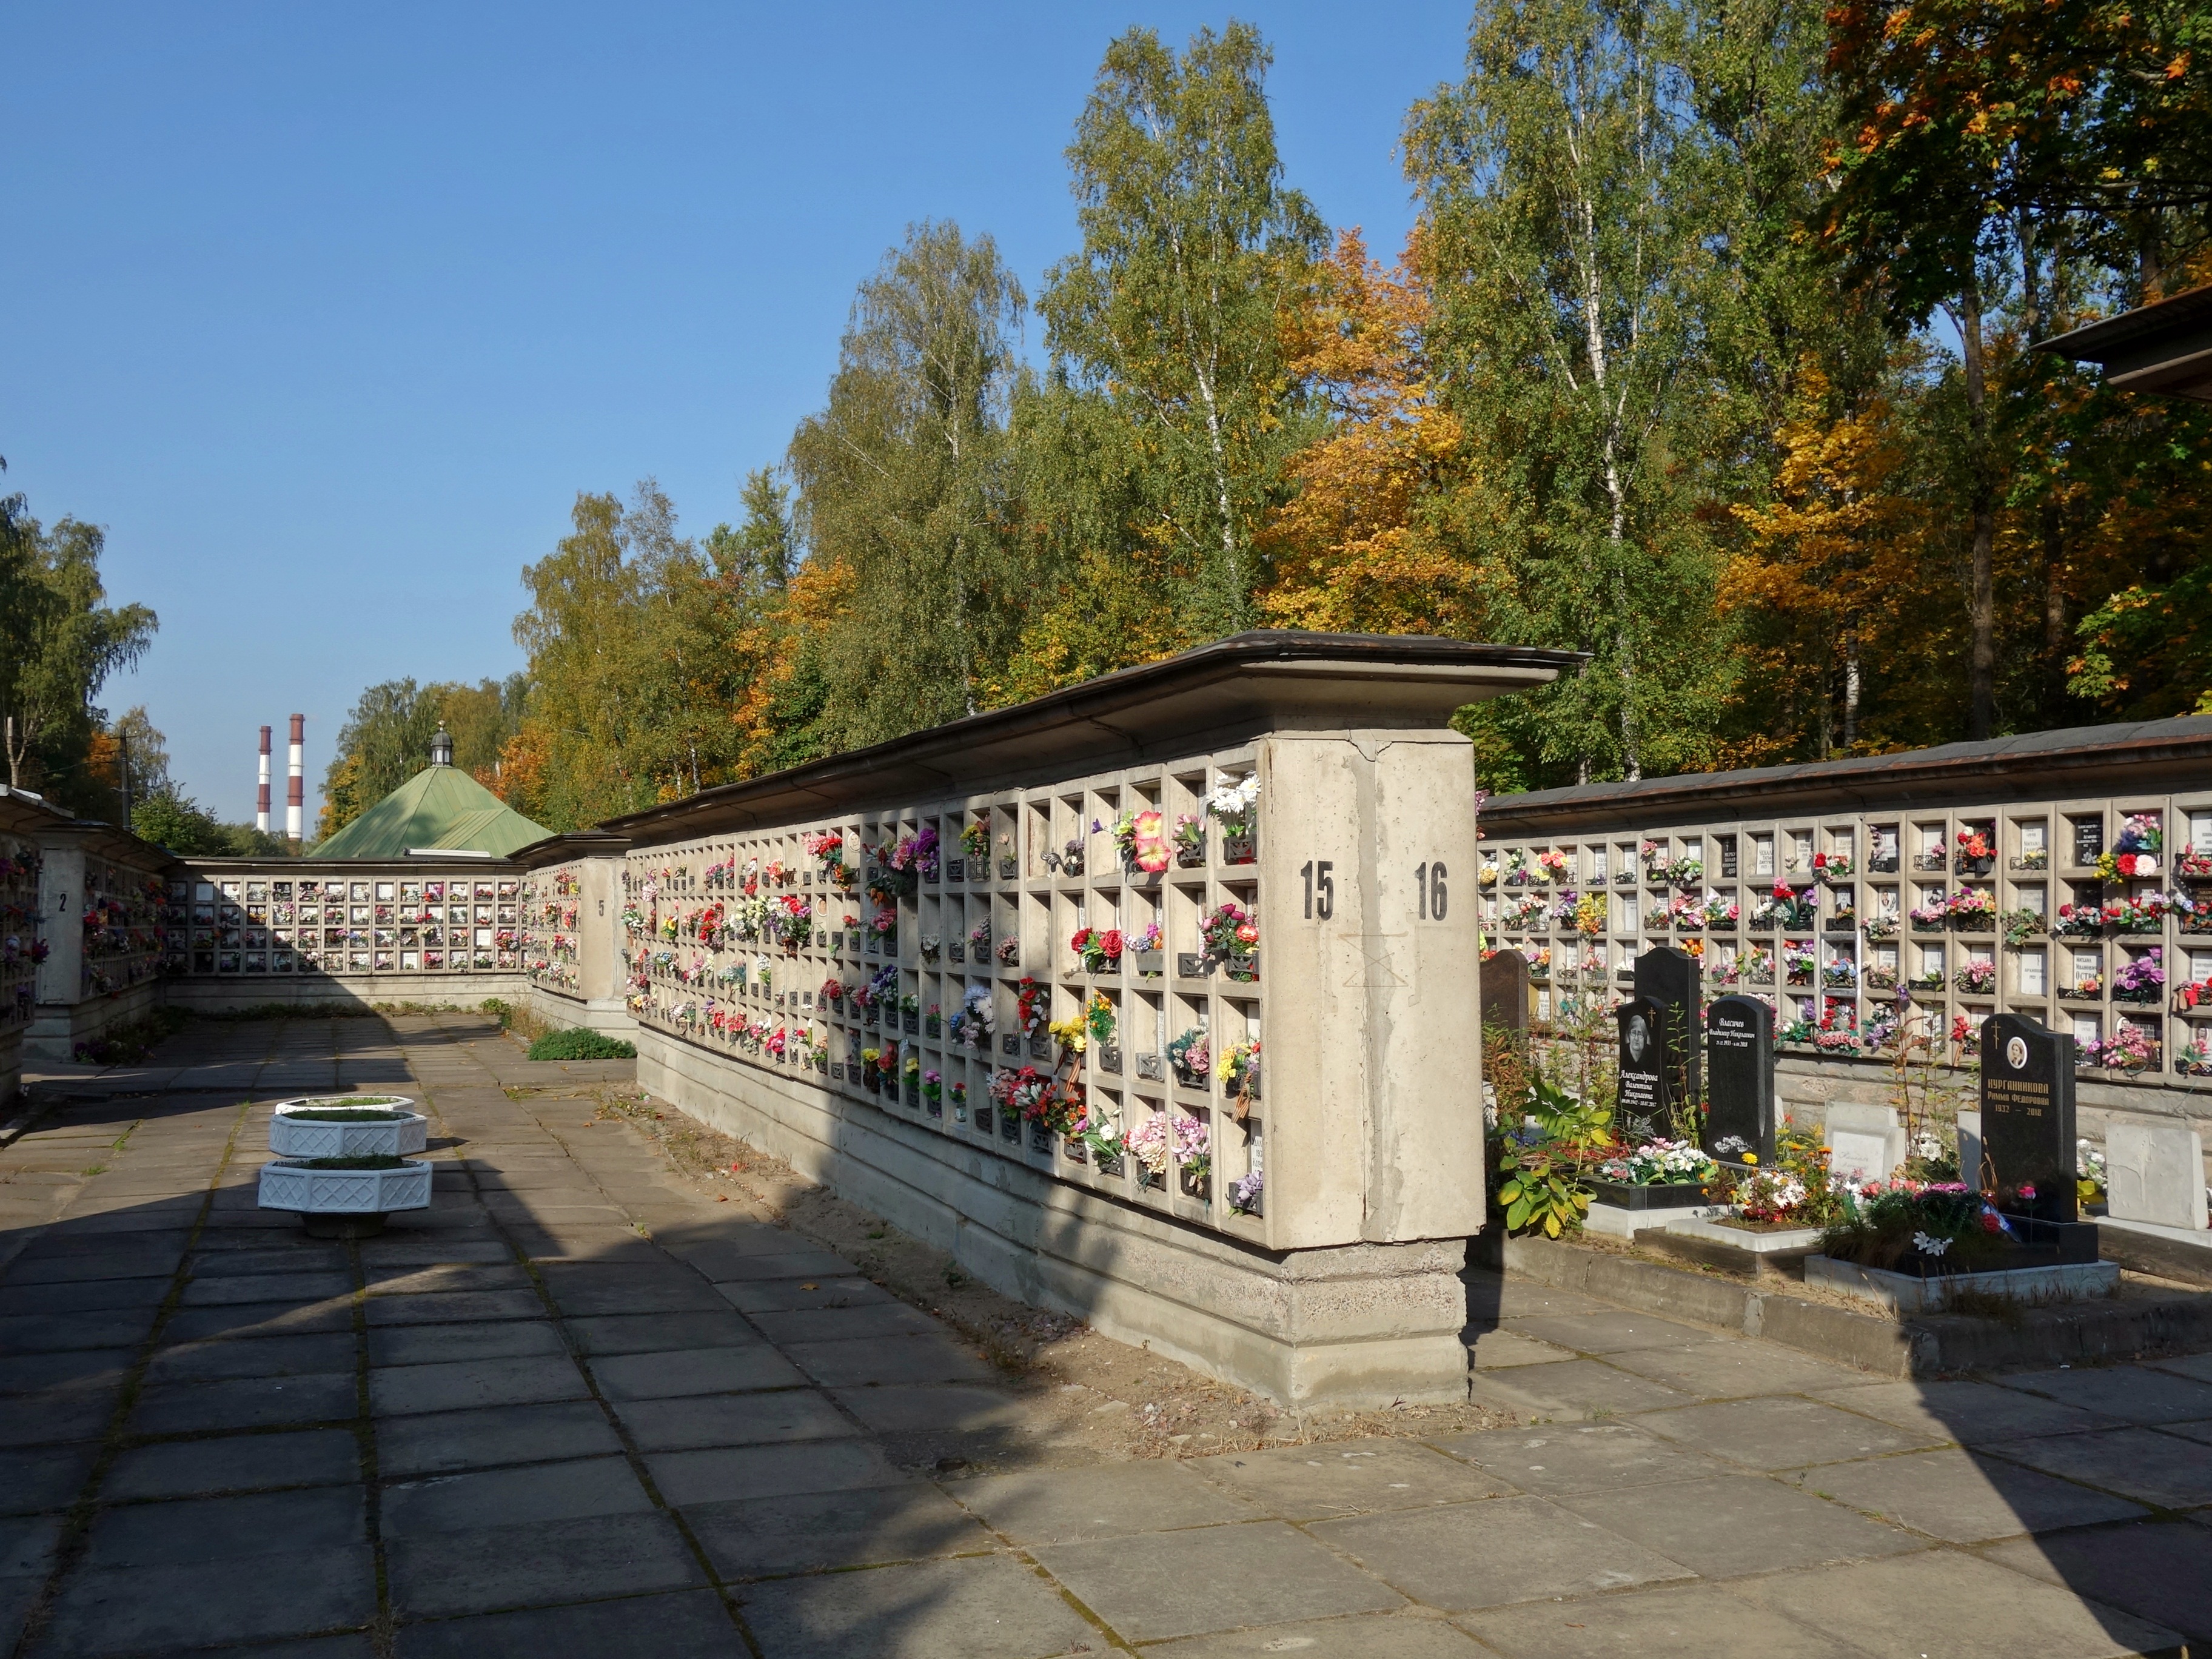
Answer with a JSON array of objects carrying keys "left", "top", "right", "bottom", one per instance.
[
  {"left": 1703, "top": 994, "right": 1774, "bottom": 1165},
  {"left": 1480, "top": 951, "right": 1531, "bottom": 1040},
  {"left": 1615, "top": 995, "right": 1670, "bottom": 1139},
  {"left": 1634, "top": 945, "right": 1703, "bottom": 1105},
  {"left": 1979, "top": 1013, "right": 2077, "bottom": 1222}
]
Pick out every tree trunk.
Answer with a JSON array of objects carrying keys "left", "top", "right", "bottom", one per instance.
[
  {"left": 1959, "top": 285, "right": 1997, "bottom": 742},
  {"left": 1843, "top": 626, "right": 1860, "bottom": 750},
  {"left": 2042, "top": 502, "right": 2068, "bottom": 717}
]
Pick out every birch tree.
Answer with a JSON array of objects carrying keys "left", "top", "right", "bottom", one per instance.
[
  {"left": 1408, "top": 0, "right": 1723, "bottom": 782},
  {"left": 1041, "top": 22, "right": 1326, "bottom": 639}
]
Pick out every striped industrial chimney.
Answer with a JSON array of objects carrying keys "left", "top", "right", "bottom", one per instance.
[
  {"left": 287, "top": 714, "right": 304, "bottom": 842},
  {"left": 256, "top": 725, "right": 272, "bottom": 833}
]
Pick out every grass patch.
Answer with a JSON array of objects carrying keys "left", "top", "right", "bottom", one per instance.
[{"left": 528, "top": 1027, "right": 637, "bottom": 1061}]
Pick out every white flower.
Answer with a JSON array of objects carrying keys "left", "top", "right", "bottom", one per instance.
[{"left": 1912, "top": 1231, "right": 1950, "bottom": 1256}]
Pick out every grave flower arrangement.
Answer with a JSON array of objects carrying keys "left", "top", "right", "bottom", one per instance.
[
  {"left": 771, "top": 894, "right": 814, "bottom": 950},
  {"left": 968, "top": 919, "right": 991, "bottom": 956},
  {"left": 961, "top": 819, "right": 990, "bottom": 861},
  {"left": 2011, "top": 845, "right": 2050, "bottom": 871},
  {"left": 2054, "top": 901, "right": 2104, "bottom": 939},
  {"left": 2101, "top": 813, "right": 2163, "bottom": 881},
  {"left": 1228, "top": 1162, "right": 1264, "bottom": 1215},
  {"left": 1127, "top": 1111, "right": 1210, "bottom": 1187},
  {"left": 1206, "top": 775, "right": 1259, "bottom": 859},
  {"left": 1048, "top": 1011, "right": 1089, "bottom": 1054},
  {"left": 1200, "top": 902, "right": 1259, "bottom": 978},
  {"left": 2114, "top": 947, "right": 2166, "bottom": 1004},
  {"left": 1130, "top": 921, "right": 1164, "bottom": 971},
  {"left": 866, "top": 908, "right": 897, "bottom": 951},
  {"left": 1070, "top": 925, "right": 1124, "bottom": 973},
  {"left": 1999, "top": 908, "right": 2046, "bottom": 950},
  {"left": 1171, "top": 813, "right": 1205, "bottom": 866},
  {"left": 1546, "top": 888, "right": 1581, "bottom": 927},
  {"left": 1574, "top": 892, "right": 1610, "bottom": 935},
  {"left": 1700, "top": 893, "right": 1739, "bottom": 930},
  {"left": 1104, "top": 808, "right": 1171, "bottom": 874},
  {"left": 921, "top": 1069, "right": 942, "bottom": 1109},
  {"left": 1500, "top": 893, "right": 1546, "bottom": 930},
  {"left": 1167, "top": 1027, "right": 1210, "bottom": 1087},
  {"left": 804, "top": 831, "right": 852, "bottom": 887},
  {"left": 1821, "top": 956, "right": 1858, "bottom": 988},
  {"left": 2102, "top": 892, "right": 2172, "bottom": 933},
  {"left": 1501, "top": 848, "right": 1535, "bottom": 886},
  {"left": 1666, "top": 893, "right": 1704, "bottom": 931},
  {"left": 1946, "top": 888, "right": 1997, "bottom": 930},
  {"left": 1864, "top": 1005, "right": 1901, "bottom": 1049},
  {"left": 1084, "top": 991, "right": 1115, "bottom": 1045},
  {"left": 1814, "top": 1004, "right": 1861, "bottom": 1052},
  {"left": 996, "top": 934, "right": 1021, "bottom": 966},
  {"left": 1951, "top": 957, "right": 1997, "bottom": 994},
  {"left": 1782, "top": 941, "right": 1817, "bottom": 985},
  {"left": 1222, "top": 1038, "right": 1260, "bottom": 1114},
  {"left": 1665, "top": 856, "right": 1704, "bottom": 887},
  {"left": 1534, "top": 848, "right": 1570, "bottom": 883},
  {"left": 1818, "top": 1182, "right": 2012, "bottom": 1273},
  {"left": 919, "top": 934, "right": 942, "bottom": 964},
  {"left": 1522, "top": 944, "right": 1553, "bottom": 977},
  {"left": 1596, "top": 1139, "right": 1719, "bottom": 1188},
  {"left": 2174, "top": 972, "right": 2212, "bottom": 1011},
  {"left": 1752, "top": 884, "right": 1817, "bottom": 930},
  {"left": 1743, "top": 944, "right": 1776, "bottom": 984},
  {"left": 2085, "top": 1023, "right": 2159, "bottom": 1071},
  {"left": 1953, "top": 828, "right": 1995, "bottom": 872},
  {"left": 1045, "top": 831, "right": 1087, "bottom": 876},
  {"left": 1015, "top": 976, "right": 1048, "bottom": 1036},
  {"left": 2175, "top": 1032, "right": 2212, "bottom": 1077},
  {"left": 1909, "top": 899, "right": 1949, "bottom": 931},
  {"left": 1812, "top": 850, "right": 1854, "bottom": 882},
  {"left": 2179, "top": 847, "right": 2212, "bottom": 880}
]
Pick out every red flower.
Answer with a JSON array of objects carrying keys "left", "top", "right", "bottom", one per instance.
[
  {"left": 1235, "top": 923, "right": 1259, "bottom": 946},
  {"left": 1101, "top": 928, "right": 1124, "bottom": 956}
]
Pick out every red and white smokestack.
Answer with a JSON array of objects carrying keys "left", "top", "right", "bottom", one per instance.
[
  {"left": 286, "top": 714, "right": 304, "bottom": 842},
  {"left": 256, "top": 725, "right": 272, "bottom": 833}
]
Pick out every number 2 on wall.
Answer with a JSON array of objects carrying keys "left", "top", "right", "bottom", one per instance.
[
  {"left": 1300, "top": 860, "right": 1334, "bottom": 920},
  {"left": 1415, "top": 862, "right": 1447, "bottom": 920}
]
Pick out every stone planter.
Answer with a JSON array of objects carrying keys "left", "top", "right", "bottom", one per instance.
[
  {"left": 1805, "top": 1253, "right": 2119, "bottom": 1315},
  {"left": 1098, "top": 1044, "right": 1123, "bottom": 1074},
  {"left": 1586, "top": 1179, "right": 1716, "bottom": 1211},
  {"left": 269, "top": 1097, "right": 427, "bottom": 1159},
  {"left": 902, "top": 1011, "right": 920, "bottom": 1035},
  {"left": 1133, "top": 950, "right": 1164, "bottom": 976},
  {"left": 258, "top": 1158, "right": 432, "bottom": 1238}
]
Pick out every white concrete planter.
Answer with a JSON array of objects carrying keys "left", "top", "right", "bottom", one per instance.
[
  {"left": 270, "top": 1096, "right": 426, "bottom": 1158},
  {"left": 1664, "top": 1217, "right": 1824, "bottom": 1255},
  {"left": 1804, "top": 1253, "right": 2119, "bottom": 1315},
  {"left": 258, "top": 1158, "right": 433, "bottom": 1216},
  {"left": 1583, "top": 1200, "right": 1729, "bottom": 1239}
]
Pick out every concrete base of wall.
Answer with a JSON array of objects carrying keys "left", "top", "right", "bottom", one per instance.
[
  {"left": 1774, "top": 1052, "right": 2212, "bottom": 1139},
  {"left": 634, "top": 1028, "right": 1472, "bottom": 1410},
  {"left": 26, "top": 979, "right": 162, "bottom": 1063},
  {"left": 524, "top": 986, "right": 637, "bottom": 1037},
  {"left": 162, "top": 974, "right": 523, "bottom": 1016}
]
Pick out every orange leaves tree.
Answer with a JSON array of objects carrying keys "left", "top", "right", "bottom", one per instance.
[{"left": 1257, "top": 230, "right": 1489, "bottom": 638}]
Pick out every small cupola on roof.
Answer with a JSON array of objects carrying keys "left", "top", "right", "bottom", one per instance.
[{"left": 429, "top": 728, "right": 454, "bottom": 767}]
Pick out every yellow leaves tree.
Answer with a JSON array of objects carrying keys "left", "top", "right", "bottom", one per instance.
[
  {"left": 1724, "top": 364, "right": 1939, "bottom": 760},
  {"left": 1258, "top": 230, "right": 1484, "bottom": 637}
]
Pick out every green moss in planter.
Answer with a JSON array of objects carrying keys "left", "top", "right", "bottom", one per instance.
[
  {"left": 286, "top": 1108, "right": 410, "bottom": 1123},
  {"left": 301, "top": 1155, "right": 412, "bottom": 1170},
  {"left": 528, "top": 1028, "right": 637, "bottom": 1061}
]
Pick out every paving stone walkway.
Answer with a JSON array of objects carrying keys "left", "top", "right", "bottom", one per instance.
[{"left": 2, "top": 1014, "right": 2211, "bottom": 1657}]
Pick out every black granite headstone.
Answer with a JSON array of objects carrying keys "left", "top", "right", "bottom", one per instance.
[
  {"left": 1615, "top": 996, "right": 1670, "bottom": 1139},
  {"left": 1703, "top": 995, "right": 1775, "bottom": 1165},
  {"left": 1480, "top": 951, "right": 1531, "bottom": 1039},
  {"left": 1979, "top": 1013, "right": 2077, "bottom": 1223},
  {"left": 1633, "top": 945, "right": 1703, "bottom": 1106}
]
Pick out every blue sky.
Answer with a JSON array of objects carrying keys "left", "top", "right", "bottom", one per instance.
[{"left": 2, "top": 2, "right": 1470, "bottom": 823}]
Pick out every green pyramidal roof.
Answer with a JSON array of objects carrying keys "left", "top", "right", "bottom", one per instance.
[{"left": 311, "top": 765, "right": 551, "bottom": 860}]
